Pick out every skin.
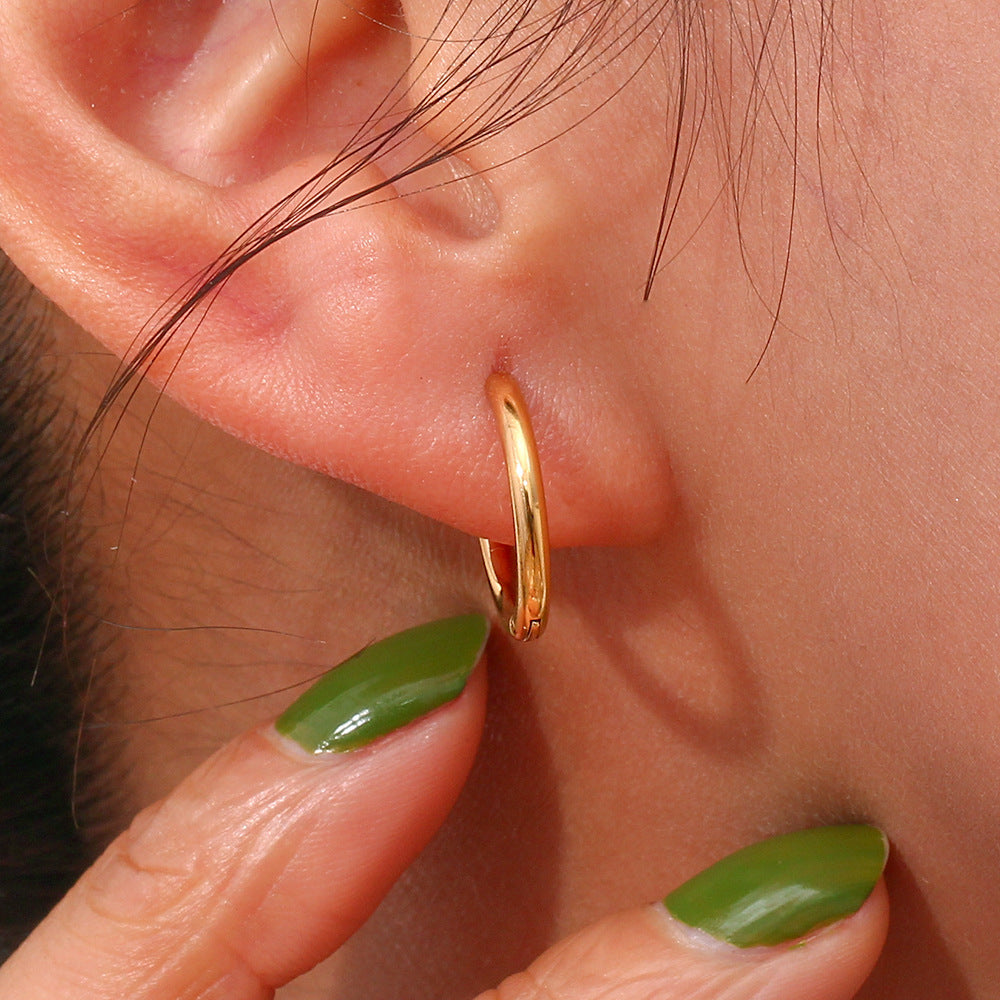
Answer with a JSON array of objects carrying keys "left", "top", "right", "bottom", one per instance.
[{"left": 0, "top": 0, "right": 997, "bottom": 996}]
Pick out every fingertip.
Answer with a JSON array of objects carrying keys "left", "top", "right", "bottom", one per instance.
[
  {"left": 480, "top": 885, "right": 888, "bottom": 1000},
  {"left": 655, "top": 875, "right": 890, "bottom": 1000},
  {"left": 481, "top": 828, "right": 890, "bottom": 1000},
  {"left": 0, "top": 618, "right": 491, "bottom": 1000}
]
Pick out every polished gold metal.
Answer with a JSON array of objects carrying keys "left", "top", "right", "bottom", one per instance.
[{"left": 479, "top": 372, "right": 550, "bottom": 641}]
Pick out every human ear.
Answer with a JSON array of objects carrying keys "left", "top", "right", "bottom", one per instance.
[{"left": 0, "top": 0, "right": 673, "bottom": 546}]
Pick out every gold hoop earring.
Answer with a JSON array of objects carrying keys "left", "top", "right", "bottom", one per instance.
[{"left": 479, "top": 372, "right": 550, "bottom": 641}]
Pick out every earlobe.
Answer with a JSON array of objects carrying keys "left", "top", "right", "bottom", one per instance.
[{"left": 0, "top": 0, "right": 676, "bottom": 549}]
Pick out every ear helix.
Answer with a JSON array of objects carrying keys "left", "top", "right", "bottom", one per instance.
[{"left": 479, "top": 372, "right": 550, "bottom": 641}]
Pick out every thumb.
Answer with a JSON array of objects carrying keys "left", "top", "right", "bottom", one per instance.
[
  {"left": 484, "top": 825, "right": 890, "bottom": 1000},
  {"left": 0, "top": 613, "right": 490, "bottom": 1000}
]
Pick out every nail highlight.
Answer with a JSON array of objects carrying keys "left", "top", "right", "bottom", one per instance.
[
  {"left": 275, "top": 613, "right": 489, "bottom": 753},
  {"left": 664, "top": 825, "right": 888, "bottom": 948}
]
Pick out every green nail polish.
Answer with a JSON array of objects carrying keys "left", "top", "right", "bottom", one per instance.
[
  {"left": 664, "top": 825, "right": 888, "bottom": 948},
  {"left": 275, "top": 613, "right": 489, "bottom": 753}
]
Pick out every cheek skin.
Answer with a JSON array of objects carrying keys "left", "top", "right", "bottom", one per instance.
[{"left": 666, "top": 2, "right": 1000, "bottom": 989}]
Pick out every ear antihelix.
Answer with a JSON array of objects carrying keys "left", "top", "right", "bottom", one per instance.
[
  {"left": 0, "top": 0, "right": 676, "bottom": 553},
  {"left": 60, "top": 0, "right": 413, "bottom": 187},
  {"left": 51, "top": 0, "right": 499, "bottom": 237}
]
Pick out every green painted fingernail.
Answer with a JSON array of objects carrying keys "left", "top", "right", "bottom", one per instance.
[
  {"left": 664, "top": 825, "right": 888, "bottom": 948},
  {"left": 275, "top": 614, "right": 489, "bottom": 753}
]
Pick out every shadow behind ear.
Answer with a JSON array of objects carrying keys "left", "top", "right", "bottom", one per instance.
[{"left": 858, "top": 852, "right": 974, "bottom": 1000}]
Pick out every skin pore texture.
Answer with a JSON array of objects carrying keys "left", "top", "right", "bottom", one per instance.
[{"left": 2, "top": 0, "right": 1000, "bottom": 997}]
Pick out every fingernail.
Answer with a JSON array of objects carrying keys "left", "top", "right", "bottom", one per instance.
[
  {"left": 275, "top": 613, "right": 489, "bottom": 753},
  {"left": 664, "top": 824, "right": 888, "bottom": 948}
]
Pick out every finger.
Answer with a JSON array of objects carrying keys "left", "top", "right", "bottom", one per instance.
[
  {"left": 0, "top": 613, "right": 489, "bottom": 1000},
  {"left": 483, "top": 825, "right": 890, "bottom": 1000}
]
